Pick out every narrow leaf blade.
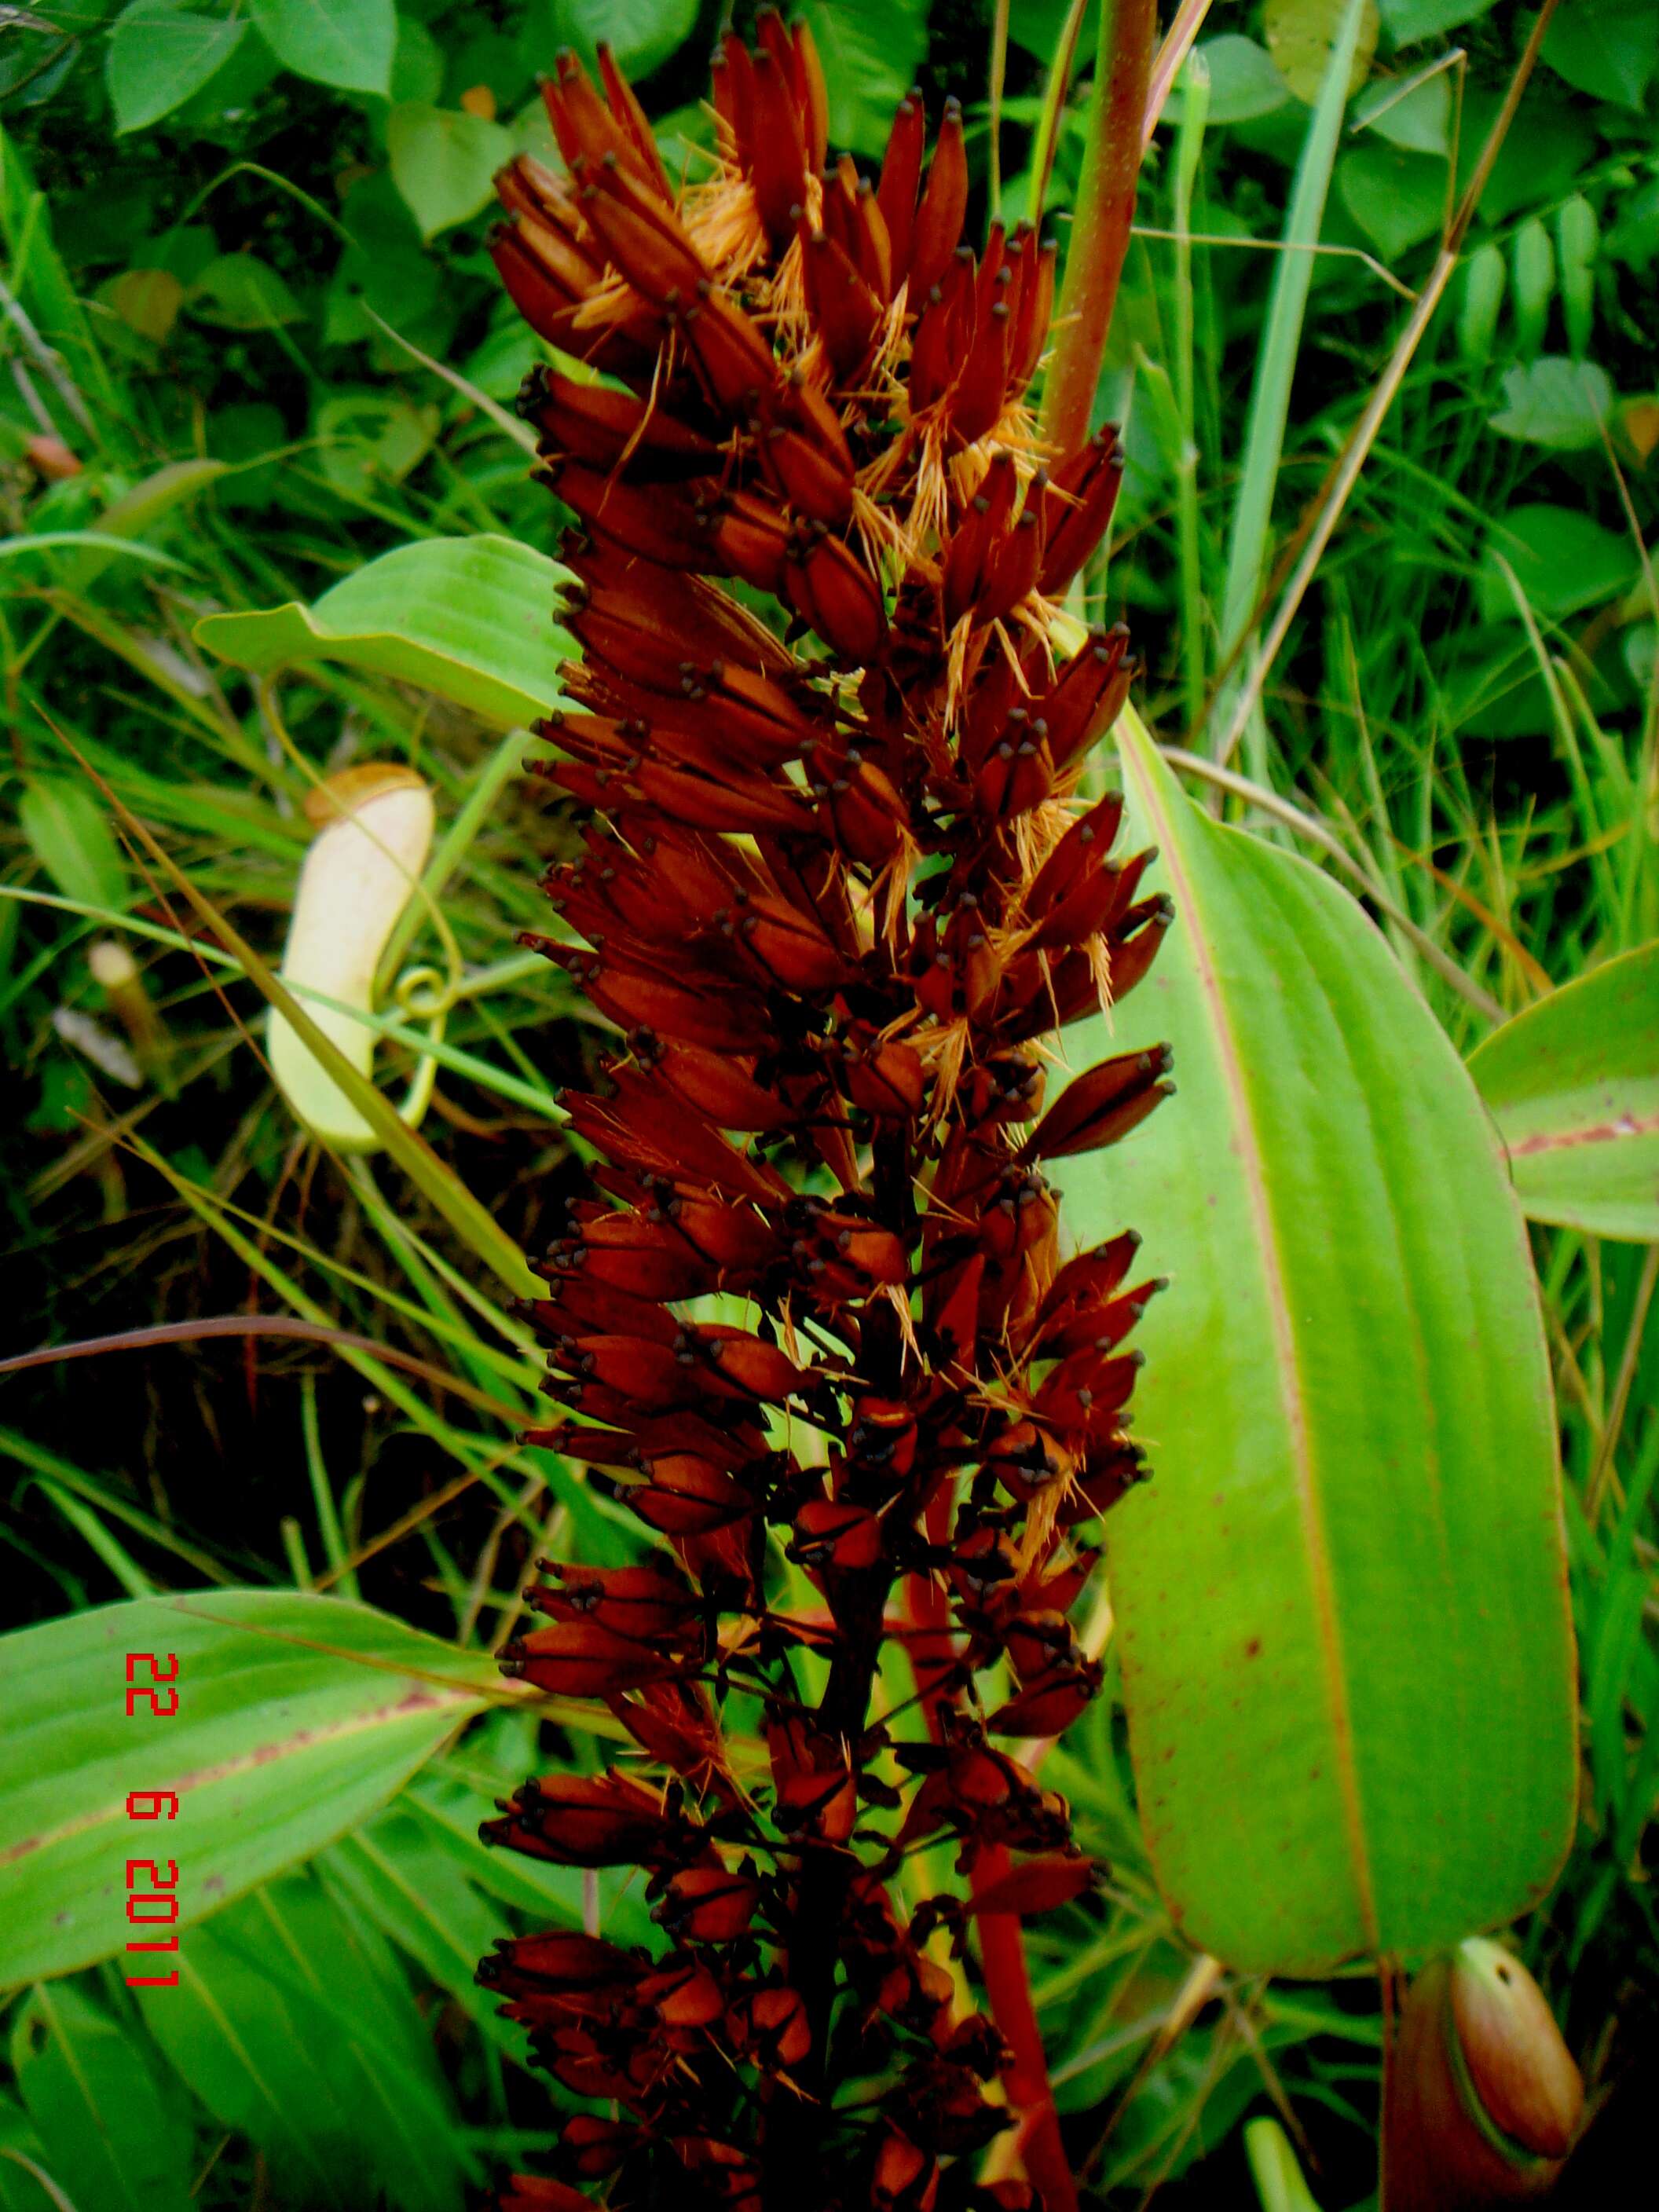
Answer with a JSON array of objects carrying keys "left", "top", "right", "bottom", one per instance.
[
  {"left": 135, "top": 1873, "right": 469, "bottom": 2212},
  {"left": 11, "top": 1983, "right": 193, "bottom": 2212}
]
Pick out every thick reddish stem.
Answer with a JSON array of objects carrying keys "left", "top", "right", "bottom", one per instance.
[
  {"left": 974, "top": 1847, "right": 1079, "bottom": 2212},
  {"left": 1041, "top": 0, "right": 1158, "bottom": 457}
]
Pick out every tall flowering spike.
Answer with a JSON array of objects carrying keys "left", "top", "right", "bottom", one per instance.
[{"left": 483, "top": 26, "right": 1171, "bottom": 2212}]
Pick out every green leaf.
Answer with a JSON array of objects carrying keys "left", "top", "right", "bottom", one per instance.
[
  {"left": 188, "top": 255, "right": 303, "bottom": 332},
  {"left": 1377, "top": 0, "right": 1496, "bottom": 42},
  {"left": 318, "top": 1810, "right": 503, "bottom": 2006},
  {"left": 187, "top": 252, "right": 303, "bottom": 330},
  {"left": 0, "top": 531, "right": 188, "bottom": 577},
  {"left": 105, "top": 2, "right": 248, "bottom": 135},
  {"left": 1489, "top": 357, "right": 1614, "bottom": 452},
  {"left": 168, "top": 17, "right": 281, "bottom": 138},
  {"left": 63, "top": 457, "right": 229, "bottom": 592},
  {"left": 1467, "top": 92, "right": 1594, "bottom": 229},
  {"left": 1478, "top": 504, "right": 1639, "bottom": 622},
  {"left": 134, "top": 1873, "right": 468, "bottom": 2212},
  {"left": 390, "top": 17, "right": 446, "bottom": 104},
  {"left": 12, "top": 1983, "right": 193, "bottom": 2212},
  {"left": 1192, "top": 37, "right": 1293, "bottom": 125},
  {"left": 801, "top": 0, "right": 931, "bottom": 156},
  {"left": 1468, "top": 943, "right": 1659, "bottom": 1242},
  {"left": 250, "top": 0, "right": 397, "bottom": 97},
  {"left": 0, "top": 1590, "right": 495, "bottom": 1984},
  {"left": 108, "top": 266, "right": 185, "bottom": 344},
  {"left": 18, "top": 777, "right": 129, "bottom": 913},
  {"left": 1351, "top": 68, "right": 1451, "bottom": 153},
  {"left": 1215, "top": 0, "right": 1374, "bottom": 792},
  {"left": 1542, "top": 0, "right": 1655, "bottom": 112},
  {"left": 1050, "top": 712, "right": 1577, "bottom": 1975},
  {"left": 387, "top": 101, "right": 514, "bottom": 240},
  {"left": 1606, "top": 177, "right": 1659, "bottom": 275},
  {"left": 313, "top": 391, "right": 438, "bottom": 497},
  {"left": 1335, "top": 142, "right": 1446, "bottom": 258},
  {"left": 550, "top": 0, "right": 699, "bottom": 83},
  {"left": 0, "top": 2095, "right": 51, "bottom": 2212},
  {"left": 402, "top": 1746, "right": 607, "bottom": 1922},
  {"left": 1245, "top": 2118, "right": 1324, "bottom": 2212},
  {"left": 1264, "top": 0, "right": 1379, "bottom": 106},
  {"left": 195, "top": 533, "right": 573, "bottom": 728}
]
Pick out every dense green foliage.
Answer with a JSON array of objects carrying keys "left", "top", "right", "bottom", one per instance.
[{"left": 1, "top": 3, "right": 1655, "bottom": 2207}]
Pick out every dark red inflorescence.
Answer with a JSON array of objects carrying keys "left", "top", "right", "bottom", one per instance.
[{"left": 478, "top": 17, "right": 1172, "bottom": 2210}]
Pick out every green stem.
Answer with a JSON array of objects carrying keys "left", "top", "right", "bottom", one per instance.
[
  {"left": 1040, "top": 0, "right": 1157, "bottom": 456},
  {"left": 987, "top": 0, "right": 1009, "bottom": 222},
  {"left": 1210, "top": 0, "right": 1371, "bottom": 777},
  {"left": 1026, "top": 0, "right": 1093, "bottom": 229},
  {"left": 1171, "top": 46, "right": 1210, "bottom": 742}
]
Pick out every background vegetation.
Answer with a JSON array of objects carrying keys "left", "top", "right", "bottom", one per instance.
[{"left": 1, "top": 2, "right": 1654, "bottom": 2207}]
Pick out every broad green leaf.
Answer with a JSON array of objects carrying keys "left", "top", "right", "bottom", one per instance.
[
  {"left": 134, "top": 1873, "right": 468, "bottom": 2212},
  {"left": 0, "top": 1591, "right": 495, "bottom": 1983},
  {"left": 1351, "top": 69, "right": 1451, "bottom": 153},
  {"left": 12, "top": 1983, "right": 192, "bottom": 2212},
  {"left": 1051, "top": 712, "right": 1577, "bottom": 1975},
  {"left": 1606, "top": 178, "right": 1659, "bottom": 275},
  {"left": 392, "top": 18, "right": 446, "bottom": 104},
  {"left": 18, "top": 776, "right": 129, "bottom": 913},
  {"left": 551, "top": 0, "right": 699, "bottom": 83},
  {"left": 195, "top": 533, "right": 573, "bottom": 727},
  {"left": 170, "top": 20, "right": 283, "bottom": 138},
  {"left": 187, "top": 252, "right": 302, "bottom": 330},
  {"left": 105, "top": 1, "right": 247, "bottom": 134},
  {"left": 802, "top": 0, "right": 931, "bottom": 156},
  {"left": 1467, "top": 93, "right": 1595, "bottom": 229},
  {"left": 1335, "top": 143, "right": 1446, "bottom": 259},
  {"left": 1542, "top": 0, "right": 1656, "bottom": 112},
  {"left": 313, "top": 391, "right": 438, "bottom": 498},
  {"left": 1191, "top": 37, "right": 1292, "bottom": 125},
  {"left": 1468, "top": 943, "right": 1659, "bottom": 1242},
  {"left": 387, "top": 101, "right": 514, "bottom": 240},
  {"left": 1377, "top": 0, "right": 1496, "bottom": 42},
  {"left": 1490, "top": 357, "right": 1614, "bottom": 453},
  {"left": 108, "top": 266, "right": 185, "bottom": 343},
  {"left": 1478, "top": 504, "right": 1640, "bottom": 623},
  {"left": 251, "top": 0, "right": 397, "bottom": 97},
  {"left": 1264, "top": 0, "right": 1378, "bottom": 105}
]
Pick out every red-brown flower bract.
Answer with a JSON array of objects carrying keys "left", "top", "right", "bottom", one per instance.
[{"left": 478, "top": 17, "right": 1172, "bottom": 2212}]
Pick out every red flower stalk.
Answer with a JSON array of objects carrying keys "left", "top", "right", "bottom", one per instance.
[{"left": 479, "top": 19, "right": 1171, "bottom": 2210}]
